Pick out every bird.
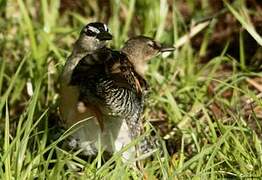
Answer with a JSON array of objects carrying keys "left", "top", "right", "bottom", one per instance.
[
  {"left": 66, "top": 35, "right": 175, "bottom": 160},
  {"left": 59, "top": 22, "right": 112, "bottom": 146}
]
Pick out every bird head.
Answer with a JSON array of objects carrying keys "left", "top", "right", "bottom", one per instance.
[
  {"left": 74, "top": 22, "right": 112, "bottom": 54},
  {"left": 121, "top": 36, "right": 175, "bottom": 77}
]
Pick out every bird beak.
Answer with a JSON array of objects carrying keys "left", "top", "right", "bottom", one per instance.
[
  {"left": 97, "top": 31, "right": 113, "bottom": 41},
  {"left": 159, "top": 44, "right": 175, "bottom": 52}
]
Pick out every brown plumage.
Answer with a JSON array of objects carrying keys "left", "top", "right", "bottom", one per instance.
[{"left": 63, "top": 35, "right": 175, "bottom": 159}]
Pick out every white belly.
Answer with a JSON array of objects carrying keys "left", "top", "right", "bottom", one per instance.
[{"left": 67, "top": 117, "right": 135, "bottom": 159}]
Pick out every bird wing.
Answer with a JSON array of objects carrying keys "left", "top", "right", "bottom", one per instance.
[
  {"left": 108, "top": 51, "right": 148, "bottom": 97},
  {"left": 69, "top": 49, "right": 112, "bottom": 131},
  {"left": 69, "top": 49, "right": 148, "bottom": 132}
]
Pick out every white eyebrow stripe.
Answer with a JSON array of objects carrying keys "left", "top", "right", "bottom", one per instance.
[
  {"left": 103, "top": 24, "right": 108, "bottom": 31},
  {"left": 87, "top": 26, "right": 100, "bottom": 33}
]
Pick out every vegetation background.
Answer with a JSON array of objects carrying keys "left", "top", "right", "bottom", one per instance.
[{"left": 0, "top": 0, "right": 262, "bottom": 179}]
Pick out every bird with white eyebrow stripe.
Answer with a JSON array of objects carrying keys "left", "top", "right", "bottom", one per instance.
[{"left": 59, "top": 22, "right": 113, "bottom": 140}]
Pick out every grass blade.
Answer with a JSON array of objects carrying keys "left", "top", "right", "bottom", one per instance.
[
  {"left": 4, "top": 101, "right": 11, "bottom": 179},
  {"left": 225, "top": 1, "right": 262, "bottom": 46},
  {"left": 0, "top": 54, "right": 27, "bottom": 117}
]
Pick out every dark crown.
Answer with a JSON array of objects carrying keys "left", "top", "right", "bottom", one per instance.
[{"left": 81, "top": 22, "right": 109, "bottom": 36}]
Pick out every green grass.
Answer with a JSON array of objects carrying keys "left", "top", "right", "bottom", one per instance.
[{"left": 1, "top": 0, "right": 262, "bottom": 179}]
